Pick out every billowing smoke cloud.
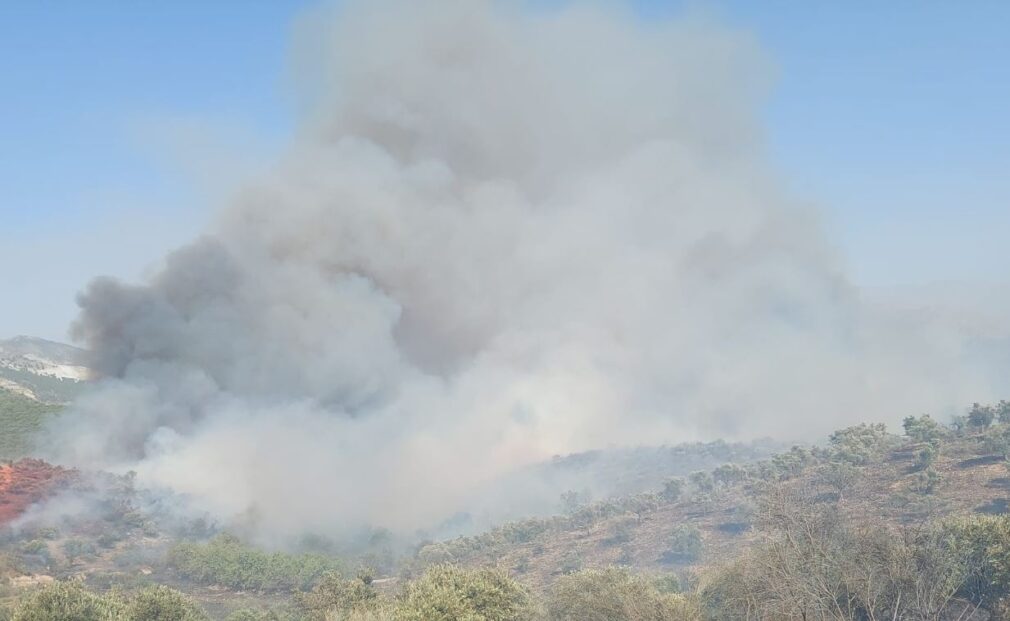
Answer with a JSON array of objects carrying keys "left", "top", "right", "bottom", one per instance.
[{"left": 43, "top": 0, "right": 1008, "bottom": 536}]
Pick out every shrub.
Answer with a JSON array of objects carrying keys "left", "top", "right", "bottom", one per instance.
[
  {"left": 712, "top": 464, "right": 747, "bottom": 487},
  {"left": 913, "top": 467, "right": 941, "bottom": 493},
  {"left": 547, "top": 567, "right": 700, "bottom": 621},
  {"left": 915, "top": 443, "right": 939, "bottom": 470},
  {"left": 394, "top": 564, "right": 534, "bottom": 621},
  {"left": 297, "top": 572, "right": 379, "bottom": 621},
  {"left": 940, "top": 514, "right": 1010, "bottom": 613},
  {"left": 829, "top": 423, "right": 892, "bottom": 464},
  {"left": 815, "top": 461, "right": 860, "bottom": 497},
  {"left": 125, "top": 586, "right": 208, "bottom": 621},
  {"left": 982, "top": 425, "right": 1010, "bottom": 458},
  {"left": 662, "top": 525, "right": 702, "bottom": 564},
  {"left": 560, "top": 490, "right": 591, "bottom": 516},
  {"left": 652, "top": 573, "right": 681, "bottom": 594},
  {"left": 688, "top": 471, "right": 714, "bottom": 493},
  {"left": 969, "top": 403, "right": 996, "bottom": 429},
  {"left": 63, "top": 538, "right": 98, "bottom": 565},
  {"left": 225, "top": 608, "right": 302, "bottom": 621},
  {"left": 167, "top": 534, "right": 342, "bottom": 591},
  {"left": 903, "top": 414, "right": 945, "bottom": 443},
  {"left": 10, "top": 581, "right": 125, "bottom": 621},
  {"left": 769, "top": 446, "right": 814, "bottom": 479},
  {"left": 10, "top": 582, "right": 212, "bottom": 621},
  {"left": 998, "top": 400, "right": 1010, "bottom": 425},
  {"left": 603, "top": 516, "right": 637, "bottom": 547},
  {"left": 660, "top": 477, "right": 684, "bottom": 501}
]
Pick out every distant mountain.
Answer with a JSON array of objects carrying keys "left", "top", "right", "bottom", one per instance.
[{"left": 0, "top": 336, "right": 91, "bottom": 404}]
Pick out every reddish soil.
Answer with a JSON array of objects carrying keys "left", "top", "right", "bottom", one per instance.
[{"left": 0, "top": 459, "right": 77, "bottom": 525}]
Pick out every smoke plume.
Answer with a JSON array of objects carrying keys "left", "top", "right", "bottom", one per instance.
[{"left": 45, "top": 0, "right": 1008, "bottom": 536}]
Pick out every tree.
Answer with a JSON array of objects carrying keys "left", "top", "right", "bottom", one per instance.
[
  {"left": 902, "top": 414, "right": 945, "bottom": 443},
  {"left": 712, "top": 464, "right": 747, "bottom": 487},
  {"left": 997, "top": 400, "right": 1010, "bottom": 425},
  {"left": 968, "top": 402, "right": 995, "bottom": 429},
  {"left": 688, "top": 471, "right": 714, "bottom": 493}
]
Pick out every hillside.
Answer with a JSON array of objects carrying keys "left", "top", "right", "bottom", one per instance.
[
  {"left": 0, "top": 388, "right": 62, "bottom": 460},
  {"left": 423, "top": 412, "right": 1010, "bottom": 590},
  {"left": 3, "top": 406, "right": 1010, "bottom": 619},
  {"left": 0, "top": 335, "right": 90, "bottom": 404}
]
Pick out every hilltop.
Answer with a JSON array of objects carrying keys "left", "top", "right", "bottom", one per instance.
[{"left": 0, "top": 336, "right": 90, "bottom": 404}]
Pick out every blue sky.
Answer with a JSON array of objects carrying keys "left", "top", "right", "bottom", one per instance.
[{"left": 1, "top": 0, "right": 1008, "bottom": 341}]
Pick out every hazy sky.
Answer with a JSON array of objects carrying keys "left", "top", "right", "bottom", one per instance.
[{"left": 2, "top": 0, "right": 1008, "bottom": 342}]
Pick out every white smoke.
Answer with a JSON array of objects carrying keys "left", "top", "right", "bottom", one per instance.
[{"left": 44, "top": 0, "right": 1008, "bottom": 536}]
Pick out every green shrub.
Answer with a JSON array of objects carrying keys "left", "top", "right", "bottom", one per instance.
[
  {"left": 10, "top": 582, "right": 210, "bottom": 621},
  {"left": 998, "top": 400, "right": 1010, "bottom": 425},
  {"left": 688, "top": 471, "right": 713, "bottom": 493},
  {"left": 660, "top": 478, "right": 684, "bottom": 501},
  {"left": 969, "top": 403, "right": 996, "bottom": 429},
  {"left": 913, "top": 467, "right": 941, "bottom": 493},
  {"left": 940, "top": 514, "right": 1010, "bottom": 613},
  {"left": 297, "top": 572, "right": 379, "bottom": 621},
  {"left": 662, "top": 525, "right": 702, "bottom": 564},
  {"left": 902, "top": 414, "right": 945, "bottom": 443},
  {"left": 603, "top": 516, "right": 637, "bottom": 547},
  {"left": 395, "top": 564, "right": 534, "bottom": 621},
  {"left": 10, "top": 581, "right": 126, "bottom": 621},
  {"left": 167, "top": 534, "right": 342, "bottom": 591},
  {"left": 124, "top": 586, "right": 208, "bottom": 621},
  {"left": 829, "top": 423, "right": 892, "bottom": 465},
  {"left": 547, "top": 567, "right": 699, "bottom": 621},
  {"left": 225, "top": 609, "right": 301, "bottom": 621},
  {"left": 915, "top": 443, "right": 939, "bottom": 470},
  {"left": 0, "top": 388, "right": 62, "bottom": 460},
  {"left": 712, "top": 463, "right": 747, "bottom": 487},
  {"left": 63, "top": 538, "right": 98, "bottom": 564}
]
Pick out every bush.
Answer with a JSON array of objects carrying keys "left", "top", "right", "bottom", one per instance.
[
  {"left": 63, "top": 538, "right": 98, "bottom": 565},
  {"left": 395, "top": 564, "right": 534, "bottom": 621},
  {"left": 913, "top": 467, "right": 941, "bottom": 493},
  {"left": 915, "top": 443, "right": 939, "bottom": 470},
  {"left": 902, "top": 414, "right": 945, "bottom": 443},
  {"left": 125, "top": 586, "right": 208, "bottom": 621},
  {"left": 297, "top": 572, "right": 379, "bottom": 621},
  {"left": 712, "top": 464, "right": 747, "bottom": 487},
  {"left": 940, "top": 514, "right": 1010, "bottom": 613},
  {"left": 167, "top": 534, "right": 342, "bottom": 591},
  {"left": 603, "top": 516, "right": 637, "bottom": 547},
  {"left": 688, "top": 471, "right": 713, "bottom": 493},
  {"left": 662, "top": 525, "right": 702, "bottom": 564},
  {"left": 969, "top": 403, "right": 996, "bottom": 429},
  {"left": 10, "top": 582, "right": 211, "bottom": 621},
  {"left": 547, "top": 567, "right": 700, "bottom": 621},
  {"left": 10, "top": 581, "right": 125, "bottom": 621},
  {"left": 225, "top": 609, "right": 302, "bottom": 621},
  {"left": 998, "top": 400, "right": 1010, "bottom": 424},
  {"left": 829, "top": 423, "right": 892, "bottom": 465},
  {"left": 705, "top": 498, "right": 970, "bottom": 621},
  {"left": 660, "top": 478, "right": 684, "bottom": 501}
]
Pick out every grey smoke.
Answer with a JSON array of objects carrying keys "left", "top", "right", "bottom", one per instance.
[{"left": 44, "top": 0, "right": 1008, "bottom": 536}]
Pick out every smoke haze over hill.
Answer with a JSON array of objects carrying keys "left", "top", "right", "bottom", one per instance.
[{"left": 42, "top": 0, "right": 1009, "bottom": 536}]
